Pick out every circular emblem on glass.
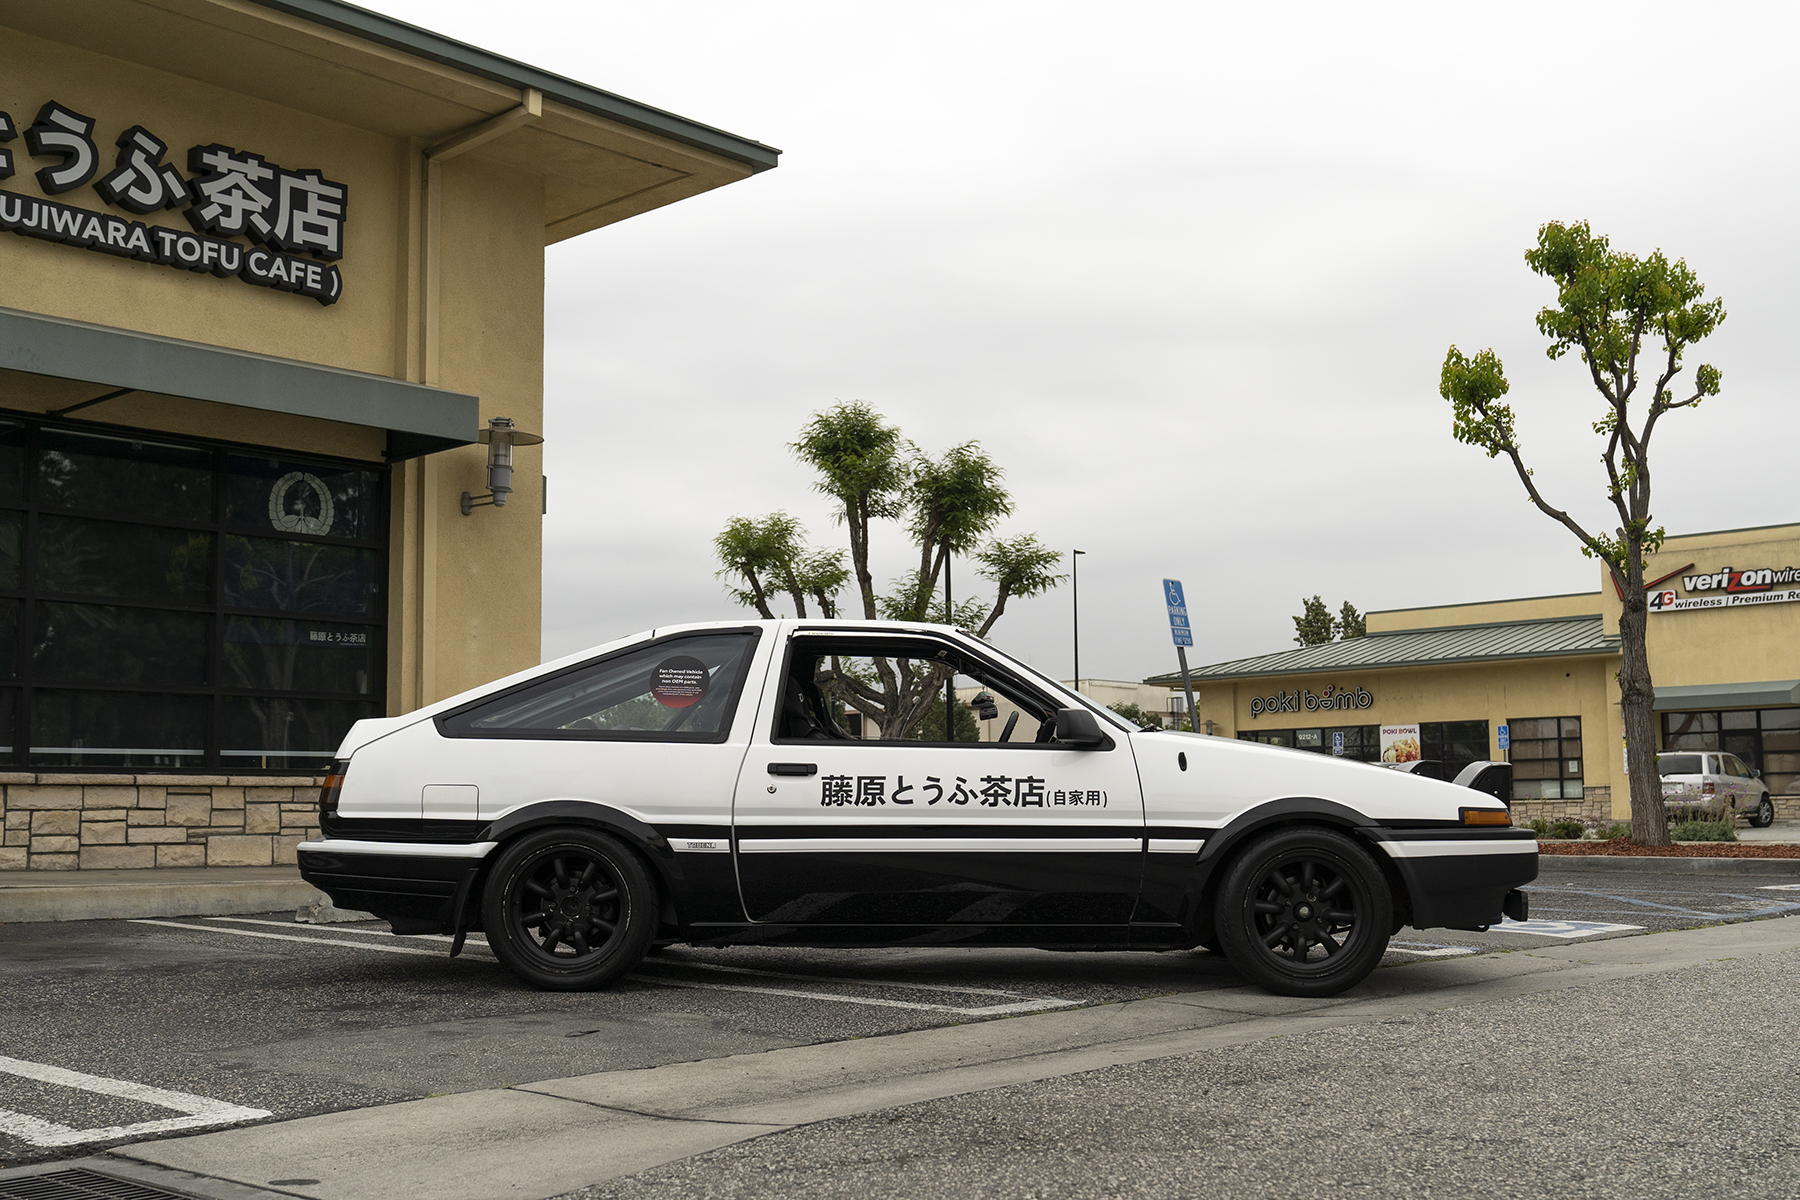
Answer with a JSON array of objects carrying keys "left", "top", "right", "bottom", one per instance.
[{"left": 268, "top": 471, "right": 335, "bottom": 536}]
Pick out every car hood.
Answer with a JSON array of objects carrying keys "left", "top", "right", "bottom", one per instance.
[{"left": 1129, "top": 730, "right": 1496, "bottom": 825}]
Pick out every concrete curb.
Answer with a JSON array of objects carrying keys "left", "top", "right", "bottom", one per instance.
[
  {"left": 1538, "top": 853, "right": 1800, "bottom": 875},
  {"left": 0, "top": 868, "right": 324, "bottom": 923}
]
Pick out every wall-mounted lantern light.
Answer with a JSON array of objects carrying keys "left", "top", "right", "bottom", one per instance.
[{"left": 461, "top": 417, "right": 544, "bottom": 516}]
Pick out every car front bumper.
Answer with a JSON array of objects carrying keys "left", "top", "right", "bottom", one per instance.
[{"left": 1373, "top": 830, "right": 1539, "bottom": 930}]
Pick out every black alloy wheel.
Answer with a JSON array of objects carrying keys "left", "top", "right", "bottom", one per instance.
[
  {"left": 1215, "top": 826, "right": 1393, "bottom": 997},
  {"left": 481, "top": 828, "right": 657, "bottom": 991},
  {"left": 1751, "top": 796, "right": 1776, "bottom": 828}
]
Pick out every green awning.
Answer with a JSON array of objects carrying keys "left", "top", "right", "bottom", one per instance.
[
  {"left": 1653, "top": 680, "right": 1800, "bottom": 711},
  {"left": 0, "top": 306, "right": 478, "bottom": 461}
]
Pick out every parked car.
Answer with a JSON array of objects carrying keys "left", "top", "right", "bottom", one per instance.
[
  {"left": 298, "top": 620, "right": 1537, "bottom": 998},
  {"left": 1658, "top": 751, "right": 1775, "bottom": 827}
]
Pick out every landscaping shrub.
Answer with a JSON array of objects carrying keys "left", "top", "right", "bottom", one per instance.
[
  {"left": 1547, "top": 819, "right": 1586, "bottom": 840},
  {"left": 1600, "top": 822, "right": 1631, "bottom": 840},
  {"left": 1669, "top": 820, "right": 1737, "bottom": 842}
]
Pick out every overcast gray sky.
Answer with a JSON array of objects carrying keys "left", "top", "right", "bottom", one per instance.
[{"left": 367, "top": 0, "right": 1799, "bottom": 682}]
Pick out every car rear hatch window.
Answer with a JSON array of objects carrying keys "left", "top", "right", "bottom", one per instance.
[{"left": 1658, "top": 754, "right": 1703, "bottom": 777}]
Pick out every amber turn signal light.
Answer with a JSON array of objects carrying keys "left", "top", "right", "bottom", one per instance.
[
  {"left": 320, "top": 765, "right": 347, "bottom": 815},
  {"left": 1460, "top": 807, "right": 1512, "bottom": 826}
]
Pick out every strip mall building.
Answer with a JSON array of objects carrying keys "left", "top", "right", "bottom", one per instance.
[
  {"left": 1150, "top": 522, "right": 1800, "bottom": 822},
  {"left": 0, "top": 0, "right": 774, "bottom": 870}
]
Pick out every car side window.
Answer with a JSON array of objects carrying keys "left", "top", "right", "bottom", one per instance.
[
  {"left": 775, "top": 635, "right": 1057, "bottom": 745},
  {"left": 1724, "top": 755, "right": 1749, "bottom": 778},
  {"left": 439, "top": 632, "right": 758, "bottom": 741}
]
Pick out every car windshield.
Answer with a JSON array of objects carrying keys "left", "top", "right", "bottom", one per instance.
[{"left": 1658, "top": 754, "right": 1703, "bottom": 777}]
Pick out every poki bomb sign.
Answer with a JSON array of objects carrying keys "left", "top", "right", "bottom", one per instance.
[
  {"left": 1248, "top": 683, "right": 1374, "bottom": 719},
  {"left": 0, "top": 99, "right": 347, "bottom": 305}
]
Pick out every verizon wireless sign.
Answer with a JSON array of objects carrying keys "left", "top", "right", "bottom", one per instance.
[{"left": 1649, "top": 565, "right": 1800, "bottom": 614}]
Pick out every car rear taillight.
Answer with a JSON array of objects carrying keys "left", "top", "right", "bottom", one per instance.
[
  {"left": 320, "top": 760, "right": 348, "bottom": 816},
  {"left": 1700, "top": 781, "right": 1715, "bottom": 795}
]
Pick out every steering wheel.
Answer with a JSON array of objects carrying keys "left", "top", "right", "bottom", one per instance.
[{"left": 998, "top": 710, "right": 1020, "bottom": 744}]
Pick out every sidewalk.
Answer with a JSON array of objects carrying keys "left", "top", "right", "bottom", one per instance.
[{"left": 0, "top": 866, "right": 324, "bottom": 924}]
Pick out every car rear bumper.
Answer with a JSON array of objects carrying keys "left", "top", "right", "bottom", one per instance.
[
  {"left": 1372, "top": 831, "right": 1539, "bottom": 931},
  {"left": 297, "top": 839, "right": 496, "bottom": 931}
]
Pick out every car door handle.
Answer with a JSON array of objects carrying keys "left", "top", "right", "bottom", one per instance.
[{"left": 768, "top": 762, "right": 817, "bottom": 776}]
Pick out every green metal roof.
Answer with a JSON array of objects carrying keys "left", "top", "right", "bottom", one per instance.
[
  {"left": 245, "top": 0, "right": 781, "bottom": 173},
  {"left": 1653, "top": 680, "right": 1800, "bottom": 711},
  {"left": 1146, "top": 615, "right": 1618, "bottom": 686}
]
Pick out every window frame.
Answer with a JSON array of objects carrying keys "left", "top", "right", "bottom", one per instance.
[
  {"left": 434, "top": 627, "right": 763, "bottom": 745},
  {"left": 771, "top": 632, "right": 1111, "bottom": 751},
  {"left": 0, "top": 407, "right": 389, "bottom": 774},
  {"left": 1506, "top": 715, "right": 1584, "bottom": 800}
]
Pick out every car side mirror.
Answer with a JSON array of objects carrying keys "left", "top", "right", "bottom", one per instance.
[
  {"left": 1753, "top": 768, "right": 1762, "bottom": 779},
  {"left": 1053, "top": 707, "right": 1107, "bottom": 748}
]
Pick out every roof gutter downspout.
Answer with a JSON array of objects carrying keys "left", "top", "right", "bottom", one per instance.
[{"left": 403, "top": 88, "right": 542, "bottom": 710}]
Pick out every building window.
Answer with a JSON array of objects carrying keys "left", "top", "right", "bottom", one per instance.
[
  {"left": 1421, "top": 721, "right": 1490, "bottom": 776},
  {"left": 1663, "top": 708, "right": 1800, "bottom": 797},
  {"left": 1239, "top": 725, "right": 1380, "bottom": 761},
  {"left": 1509, "top": 716, "right": 1582, "bottom": 800},
  {"left": 0, "top": 415, "right": 386, "bottom": 773}
]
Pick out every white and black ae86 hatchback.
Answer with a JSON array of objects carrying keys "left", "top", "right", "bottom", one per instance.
[{"left": 298, "top": 620, "right": 1535, "bottom": 997}]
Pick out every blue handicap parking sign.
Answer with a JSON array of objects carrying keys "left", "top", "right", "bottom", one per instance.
[
  {"left": 1497, "top": 724, "right": 1510, "bottom": 751},
  {"left": 1332, "top": 730, "right": 1344, "bottom": 756},
  {"left": 1163, "top": 579, "right": 1192, "bottom": 647}
]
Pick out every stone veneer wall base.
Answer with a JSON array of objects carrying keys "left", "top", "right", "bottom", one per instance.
[{"left": 0, "top": 775, "right": 325, "bottom": 870}]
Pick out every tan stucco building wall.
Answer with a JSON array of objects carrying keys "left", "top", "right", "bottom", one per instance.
[{"left": 1161, "top": 521, "right": 1800, "bottom": 823}]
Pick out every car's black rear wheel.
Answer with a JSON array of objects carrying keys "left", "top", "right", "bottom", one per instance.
[
  {"left": 1750, "top": 796, "right": 1776, "bottom": 828},
  {"left": 1216, "top": 827, "right": 1392, "bottom": 997},
  {"left": 481, "top": 828, "right": 657, "bottom": 990}
]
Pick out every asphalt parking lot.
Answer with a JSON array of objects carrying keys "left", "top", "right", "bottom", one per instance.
[{"left": 2, "top": 865, "right": 1797, "bottom": 1172}]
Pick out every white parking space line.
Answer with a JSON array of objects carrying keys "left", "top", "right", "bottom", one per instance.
[
  {"left": 1387, "top": 942, "right": 1477, "bottom": 958},
  {"left": 655, "top": 959, "right": 1057, "bottom": 1000},
  {"left": 1490, "top": 918, "right": 1645, "bottom": 938},
  {"left": 205, "top": 917, "right": 495, "bottom": 956},
  {"left": 1757, "top": 883, "right": 1800, "bottom": 891},
  {"left": 632, "top": 973, "right": 1079, "bottom": 1016},
  {"left": 149, "top": 919, "right": 1082, "bottom": 1015},
  {"left": 0, "top": 1056, "right": 268, "bottom": 1148},
  {"left": 130, "top": 920, "right": 444, "bottom": 956}
]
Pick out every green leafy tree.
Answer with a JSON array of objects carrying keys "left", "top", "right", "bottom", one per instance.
[
  {"left": 1439, "top": 221, "right": 1724, "bottom": 847},
  {"left": 1337, "top": 602, "right": 1365, "bottom": 639},
  {"left": 716, "top": 402, "right": 1066, "bottom": 739},
  {"left": 1107, "top": 701, "right": 1162, "bottom": 731},
  {"left": 1292, "top": 595, "right": 1335, "bottom": 646},
  {"left": 910, "top": 697, "right": 981, "bottom": 742}
]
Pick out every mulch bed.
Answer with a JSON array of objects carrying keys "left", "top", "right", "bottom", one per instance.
[{"left": 1536, "top": 839, "right": 1800, "bottom": 858}]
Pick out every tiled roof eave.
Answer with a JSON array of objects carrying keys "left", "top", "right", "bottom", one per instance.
[{"left": 1146, "top": 640, "right": 1621, "bottom": 686}]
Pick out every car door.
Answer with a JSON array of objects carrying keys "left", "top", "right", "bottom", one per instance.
[{"left": 731, "top": 629, "right": 1146, "bottom": 928}]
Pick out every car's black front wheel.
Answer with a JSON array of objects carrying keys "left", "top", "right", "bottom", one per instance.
[
  {"left": 1750, "top": 796, "right": 1776, "bottom": 828},
  {"left": 481, "top": 828, "right": 657, "bottom": 990},
  {"left": 1215, "top": 827, "right": 1392, "bottom": 997}
]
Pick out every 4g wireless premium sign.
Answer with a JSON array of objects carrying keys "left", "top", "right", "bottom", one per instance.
[{"left": 1649, "top": 564, "right": 1800, "bottom": 614}]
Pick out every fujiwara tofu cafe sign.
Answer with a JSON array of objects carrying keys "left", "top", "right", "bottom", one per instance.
[{"left": 0, "top": 99, "right": 347, "bottom": 305}]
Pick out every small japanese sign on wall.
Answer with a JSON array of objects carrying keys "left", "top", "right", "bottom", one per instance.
[{"left": 0, "top": 98, "right": 348, "bottom": 305}]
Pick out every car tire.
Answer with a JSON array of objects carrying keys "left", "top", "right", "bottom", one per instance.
[
  {"left": 481, "top": 827, "right": 658, "bottom": 991},
  {"left": 1215, "top": 826, "right": 1393, "bottom": 998},
  {"left": 1750, "top": 795, "right": 1776, "bottom": 828}
]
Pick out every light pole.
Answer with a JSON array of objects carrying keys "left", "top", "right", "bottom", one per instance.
[{"left": 1071, "top": 549, "right": 1085, "bottom": 694}]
